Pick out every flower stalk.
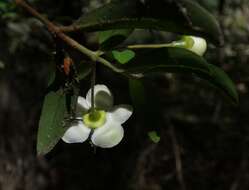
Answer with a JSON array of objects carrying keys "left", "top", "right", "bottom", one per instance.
[
  {"left": 127, "top": 36, "right": 207, "bottom": 56},
  {"left": 90, "top": 61, "right": 96, "bottom": 114},
  {"left": 127, "top": 41, "right": 185, "bottom": 49}
]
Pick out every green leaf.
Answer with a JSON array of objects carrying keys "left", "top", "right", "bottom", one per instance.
[
  {"left": 37, "top": 90, "right": 68, "bottom": 155},
  {"left": 112, "top": 50, "right": 135, "bottom": 64},
  {"left": 129, "top": 79, "right": 146, "bottom": 108},
  {"left": 120, "top": 48, "right": 238, "bottom": 104},
  {"left": 47, "top": 62, "right": 56, "bottom": 87},
  {"left": 0, "top": 2, "right": 7, "bottom": 10},
  {"left": 73, "top": 0, "right": 222, "bottom": 45},
  {"left": 148, "top": 131, "right": 160, "bottom": 143},
  {"left": 129, "top": 79, "right": 163, "bottom": 134},
  {"left": 75, "top": 60, "right": 92, "bottom": 81},
  {"left": 99, "top": 29, "right": 133, "bottom": 50},
  {"left": 2, "top": 12, "right": 18, "bottom": 20}
]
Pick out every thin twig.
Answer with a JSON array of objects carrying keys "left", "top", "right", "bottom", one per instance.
[
  {"left": 15, "top": 0, "right": 124, "bottom": 74},
  {"left": 58, "top": 25, "right": 82, "bottom": 33},
  {"left": 230, "top": 159, "right": 247, "bottom": 190},
  {"left": 211, "top": 100, "right": 222, "bottom": 123},
  {"left": 168, "top": 119, "right": 187, "bottom": 190}
]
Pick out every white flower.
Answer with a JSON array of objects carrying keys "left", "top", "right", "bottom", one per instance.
[
  {"left": 62, "top": 84, "right": 133, "bottom": 148},
  {"left": 183, "top": 35, "right": 207, "bottom": 56}
]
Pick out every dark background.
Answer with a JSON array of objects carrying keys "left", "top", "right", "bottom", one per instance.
[{"left": 1, "top": 0, "right": 249, "bottom": 189}]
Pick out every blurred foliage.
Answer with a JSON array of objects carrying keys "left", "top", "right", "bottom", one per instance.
[{"left": 0, "top": 0, "right": 17, "bottom": 20}]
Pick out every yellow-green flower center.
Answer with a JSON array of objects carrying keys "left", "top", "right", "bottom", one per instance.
[{"left": 83, "top": 110, "right": 106, "bottom": 129}]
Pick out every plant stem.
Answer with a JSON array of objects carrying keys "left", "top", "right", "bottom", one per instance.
[
  {"left": 15, "top": 0, "right": 124, "bottom": 74},
  {"left": 90, "top": 62, "right": 96, "bottom": 113},
  {"left": 58, "top": 25, "right": 82, "bottom": 33},
  {"left": 127, "top": 41, "right": 185, "bottom": 49}
]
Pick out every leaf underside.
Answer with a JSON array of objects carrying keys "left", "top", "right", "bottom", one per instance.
[
  {"left": 37, "top": 90, "right": 68, "bottom": 155},
  {"left": 120, "top": 47, "right": 238, "bottom": 104},
  {"left": 99, "top": 29, "right": 133, "bottom": 50},
  {"left": 73, "top": 0, "right": 222, "bottom": 45}
]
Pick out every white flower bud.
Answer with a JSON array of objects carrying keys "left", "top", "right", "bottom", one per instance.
[{"left": 183, "top": 36, "right": 207, "bottom": 56}]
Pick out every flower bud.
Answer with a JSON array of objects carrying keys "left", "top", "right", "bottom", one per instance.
[{"left": 182, "top": 36, "right": 207, "bottom": 56}]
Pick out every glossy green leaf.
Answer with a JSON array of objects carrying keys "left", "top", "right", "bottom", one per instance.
[
  {"left": 129, "top": 79, "right": 162, "bottom": 134},
  {"left": 148, "top": 131, "right": 160, "bottom": 143},
  {"left": 47, "top": 61, "right": 56, "bottom": 87},
  {"left": 73, "top": 0, "right": 222, "bottom": 45},
  {"left": 120, "top": 48, "right": 238, "bottom": 103},
  {"left": 37, "top": 90, "right": 68, "bottom": 155},
  {"left": 112, "top": 50, "right": 135, "bottom": 64},
  {"left": 129, "top": 79, "right": 146, "bottom": 108},
  {"left": 99, "top": 29, "right": 133, "bottom": 50}
]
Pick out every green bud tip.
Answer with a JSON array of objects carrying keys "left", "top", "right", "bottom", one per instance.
[{"left": 83, "top": 110, "right": 106, "bottom": 129}]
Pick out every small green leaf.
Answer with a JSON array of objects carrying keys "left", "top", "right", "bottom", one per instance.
[
  {"left": 37, "top": 90, "right": 68, "bottom": 155},
  {"left": 148, "top": 131, "right": 160, "bottom": 143},
  {"left": 99, "top": 29, "right": 133, "bottom": 50},
  {"left": 112, "top": 50, "right": 135, "bottom": 64}
]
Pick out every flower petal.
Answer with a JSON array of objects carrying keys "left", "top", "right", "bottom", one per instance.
[
  {"left": 86, "top": 84, "right": 113, "bottom": 110},
  {"left": 111, "top": 105, "right": 133, "bottom": 124},
  {"left": 91, "top": 114, "right": 124, "bottom": 148},
  {"left": 62, "top": 121, "right": 91, "bottom": 143},
  {"left": 76, "top": 96, "right": 90, "bottom": 116}
]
